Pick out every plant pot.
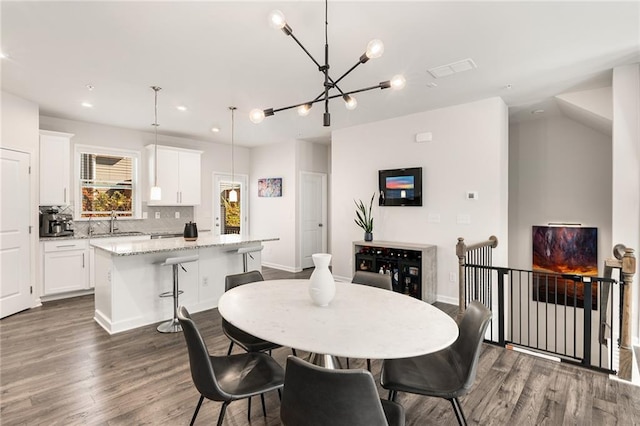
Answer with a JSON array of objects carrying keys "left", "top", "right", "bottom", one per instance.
[{"left": 364, "top": 232, "right": 373, "bottom": 242}]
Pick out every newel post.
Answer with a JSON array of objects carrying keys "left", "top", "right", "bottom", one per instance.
[
  {"left": 621, "top": 248, "right": 636, "bottom": 349},
  {"left": 456, "top": 237, "right": 466, "bottom": 314}
]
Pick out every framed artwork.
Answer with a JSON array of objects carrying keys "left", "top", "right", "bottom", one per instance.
[
  {"left": 258, "top": 178, "right": 282, "bottom": 197},
  {"left": 532, "top": 225, "right": 598, "bottom": 309}
]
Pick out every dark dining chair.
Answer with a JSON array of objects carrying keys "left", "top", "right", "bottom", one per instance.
[
  {"left": 380, "top": 300, "right": 492, "bottom": 426},
  {"left": 177, "top": 306, "right": 285, "bottom": 426},
  {"left": 349, "top": 270, "right": 393, "bottom": 370},
  {"left": 222, "top": 271, "right": 282, "bottom": 355},
  {"left": 280, "top": 355, "right": 405, "bottom": 426}
]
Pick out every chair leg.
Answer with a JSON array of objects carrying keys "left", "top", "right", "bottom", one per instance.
[
  {"left": 388, "top": 390, "right": 397, "bottom": 401},
  {"left": 217, "top": 401, "right": 229, "bottom": 426},
  {"left": 366, "top": 358, "right": 371, "bottom": 371},
  {"left": 190, "top": 395, "right": 205, "bottom": 426},
  {"left": 247, "top": 397, "right": 251, "bottom": 422},
  {"left": 346, "top": 358, "right": 350, "bottom": 368},
  {"left": 260, "top": 393, "right": 267, "bottom": 417},
  {"left": 278, "top": 388, "right": 282, "bottom": 400},
  {"left": 450, "top": 397, "right": 468, "bottom": 426},
  {"left": 292, "top": 348, "right": 297, "bottom": 356},
  {"left": 227, "top": 341, "right": 234, "bottom": 356}
]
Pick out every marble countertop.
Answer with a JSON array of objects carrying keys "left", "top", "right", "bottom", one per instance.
[
  {"left": 90, "top": 233, "right": 278, "bottom": 256},
  {"left": 40, "top": 229, "right": 198, "bottom": 242}
]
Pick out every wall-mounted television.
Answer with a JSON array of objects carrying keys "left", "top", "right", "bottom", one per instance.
[{"left": 378, "top": 167, "right": 422, "bottom": 206}]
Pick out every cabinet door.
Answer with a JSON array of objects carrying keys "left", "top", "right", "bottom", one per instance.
[
  {"left": 152, "top": 147, "right": 180, "bottom": 205},
  {"left": 44, "top": 249, "right": 89, "bottom": 294},
  {"left": 39, "top": 131, "right": 72, "bottom": 205},
  {"left": 178, "top": 151, "right": 201, "bottom": 205}
]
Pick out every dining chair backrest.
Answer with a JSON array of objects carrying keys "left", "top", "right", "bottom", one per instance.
[
  {"left": 451, "top": 300, "right": 492, "bottom": 393},
  {"left": 177, "top": 306, "right": 228, "bottom": 401},
  {"left": 225, "top": 270, "right": 264, "bottom": 291},
  {"left": 281, "top": 356, "right": 392, "bottom": 426},
  {"left": 351, "top": 270, "right": 392, "bottom": 291}
]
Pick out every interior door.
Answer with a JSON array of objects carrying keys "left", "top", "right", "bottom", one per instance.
[
  {"left": 1, "top": 148, "right": 32, "bottom": 318},
  {"left": 213, "top": 173, "right": 248, "bottom": 236},
  {"left": 300, "top": 172, "right": 327, "bottom": 269}
]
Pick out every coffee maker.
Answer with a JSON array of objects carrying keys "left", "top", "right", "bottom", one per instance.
[{"left": 40, "top": 208, "right": 74, "bottom": 237}]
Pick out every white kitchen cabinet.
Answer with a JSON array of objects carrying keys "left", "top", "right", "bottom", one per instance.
[
  {"left": 42, "top": 240, "right": 89, "bottom": 295},
  {"left": 146, "top": 145, "right": 202, "bottom": 205},
  {"left": 39, "top": 130, "right": 74, "bottom": 205}
]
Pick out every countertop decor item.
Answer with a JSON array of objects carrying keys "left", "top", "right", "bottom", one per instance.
[
  {"left": 308, "top": 253, "right": 335, "bottom": 307},
  {"left": 249, "top": 0, "right": 405, "bottom": 127},
  {"left": 354, "top": 193, "right": 375, "bottom": 242},
  {"left": 183, "top": 221, "right": 198, "bottom": 241}
]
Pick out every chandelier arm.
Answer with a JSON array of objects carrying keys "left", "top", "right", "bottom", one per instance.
[
  {"left": 287, "top": 31, "right": 324, "bottom": 70},
  {"left": 332, "top": 60, "right": 368, "bottom": 88},
  {"left": 267, "top": 81, "right": 390, "bottom": 115}
]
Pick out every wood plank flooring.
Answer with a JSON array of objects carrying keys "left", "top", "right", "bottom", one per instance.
[{"left": 1, "top": 267, "right": 639, "bottom": 425}]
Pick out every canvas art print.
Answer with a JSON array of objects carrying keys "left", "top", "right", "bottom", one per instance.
[
  {"left": 258, "top": 178, "right": 282, "bottom": 197},
  {"left": 532, "top": 226, "right": 598, "bottom": 309}
]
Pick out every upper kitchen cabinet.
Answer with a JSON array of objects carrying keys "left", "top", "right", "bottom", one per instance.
[
  {"left": 146, "top": 145, "right": 202, "bottom": 205},
  {"left": 40, "top": 130, "right": 74, "bottom": 206}
]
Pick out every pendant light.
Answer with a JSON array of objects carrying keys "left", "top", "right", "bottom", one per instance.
[
  {"left": 228, "top": 106, "right": 238, "bottom": 203},
  {"left": 149, "top": 86, "right": 162, "bottom": 201}
]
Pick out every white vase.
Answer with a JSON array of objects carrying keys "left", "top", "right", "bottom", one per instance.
[{"left": 309, "top": 253, "right": 335, "bottom": 307}]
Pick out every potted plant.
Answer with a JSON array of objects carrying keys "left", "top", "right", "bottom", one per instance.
[{"left": 354, "top": 193, "right": 375, "bottom": 242}]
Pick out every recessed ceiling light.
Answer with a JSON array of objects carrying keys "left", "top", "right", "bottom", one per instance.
[
  {"left": 505, "top": 84, "right": 513, "bottom": 90},
  {"left": 86, "top": 84, "right": 94, "bottom": 91},
  {"left": 177, "top": 105, "right": 187, "bottom": 112},
  {"left": 531, "top": 109, "right": 545, "bottom": 114},
  {"left": 81, "top": 102, "right": 93, "bottom": 108},
  {"left": 211, "top": 127, "right": 220, "bottom": 133}
]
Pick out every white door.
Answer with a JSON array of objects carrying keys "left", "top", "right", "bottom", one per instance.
[
  {"left": 213, "top": 173, "right": 248, "bottom": 236},
  {"left": 1, "top": 148, "right": 32, "bottom": 318},
  {"left": 300, "top": 172, "right": 327, "bottom": 269}
]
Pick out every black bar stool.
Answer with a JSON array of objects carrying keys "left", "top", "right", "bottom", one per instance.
[{"left": 157, "top": 254, "right": 199, "bottom": 333}]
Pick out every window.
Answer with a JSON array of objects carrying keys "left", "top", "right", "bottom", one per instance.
[{"left": 74, "top": 145, "right": 141, "bottom": 219}]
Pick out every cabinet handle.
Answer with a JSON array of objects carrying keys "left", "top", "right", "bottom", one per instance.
[
  {"left": 177, "top": 192, "right": 180, "bottom": 203},
  {"left": 64, "top": 188, "right": 67, "bottom": 203},
  {"left": 56, "top": 244, "right": 76, "bottom": 248},
  {"left": 82, "top": 253, "right": 85, "bottom": 268}
]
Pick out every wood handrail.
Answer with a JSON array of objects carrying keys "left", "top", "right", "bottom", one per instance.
[{"left": 456, "top": 235, "right": 499, "bottom": 313}]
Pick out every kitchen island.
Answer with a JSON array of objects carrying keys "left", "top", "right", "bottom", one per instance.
[{"left": 91, "top": 233, "right": 278, "bottom": 334}]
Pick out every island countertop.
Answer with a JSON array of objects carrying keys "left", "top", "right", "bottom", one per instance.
[{"left": 90, "top": 233, "right": 278, "bottom": 256}]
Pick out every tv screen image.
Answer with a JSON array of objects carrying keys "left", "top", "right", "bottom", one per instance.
[
  {"left": 385, "top": 175, "right": 414, "bottom": 199},
  {"left": 378, "top": 167, "right": 422, "bottom": 206}
]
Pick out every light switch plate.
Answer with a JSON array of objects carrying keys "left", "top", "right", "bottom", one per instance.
[{"left": 142, "top": 211, "right": 148, "bottom": 219}]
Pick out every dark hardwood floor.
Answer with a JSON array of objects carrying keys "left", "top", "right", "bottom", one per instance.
[{"left": 1, "top": 266, "right": 639, "bottom": 425}]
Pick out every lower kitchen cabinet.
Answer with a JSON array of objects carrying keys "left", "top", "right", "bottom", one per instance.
[{"left": 42, "top": 240, "right": 89, "bottom": 295}]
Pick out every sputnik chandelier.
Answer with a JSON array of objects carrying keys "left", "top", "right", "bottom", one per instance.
[{"left": 249, "top": 0, "right": 406, "bottom": 127}]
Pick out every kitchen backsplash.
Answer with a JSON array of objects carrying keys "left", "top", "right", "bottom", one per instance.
[{"left": 40, "top": 204, "right": 195, "bottom": 237}]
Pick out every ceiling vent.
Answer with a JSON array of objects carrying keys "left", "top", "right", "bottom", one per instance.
[{"left": 428, "top": 58, "right": 477, "bottom": 79}]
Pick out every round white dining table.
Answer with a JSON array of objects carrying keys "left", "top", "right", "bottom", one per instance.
[{"left": 217, "top": 279, "right": 459, "bottom": 365}]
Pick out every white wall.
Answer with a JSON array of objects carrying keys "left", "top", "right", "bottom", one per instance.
[
  {"left": 612, "top": 63, "right": 640, "bottom": 343},
  {"left": 508, "top": 116, "right": 612, "bottom": 271},
  {"left": 38, "top": 115, "right": 251, "bottom": 231},
  {"left": 331, "top": 97, "right": 509, "bottom": 303},
  {"left": 250, "top": 140, "right": 297, "bottom": 271},
  {"left": 1, "top": 91, "right": 40, "bottom": 307}
]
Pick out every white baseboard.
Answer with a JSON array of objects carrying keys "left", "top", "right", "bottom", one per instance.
[
  {"left": 41, "top": 289, "right": 94, "bottom": 303},
  {"left": 437, "top": 294, "right": 458, "bottom": 305},
  {"left": 261, "top": 262, "right": 302, "bottom": 273}
]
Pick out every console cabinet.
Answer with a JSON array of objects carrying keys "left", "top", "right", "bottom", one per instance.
[{"left": 353, "top": 240, "right": 437, "bottom": 303}]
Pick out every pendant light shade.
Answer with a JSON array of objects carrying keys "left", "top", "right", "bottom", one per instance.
[
  {"left": 229, "top": 106, "right": 238, "bottom": 203},
  {"left": 150, "top": 86, "right": 162, "bottom": 201}
]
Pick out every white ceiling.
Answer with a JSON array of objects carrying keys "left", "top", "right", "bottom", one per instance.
[{"left": 2, "top": 1, "right": 638, "bottom": 147}]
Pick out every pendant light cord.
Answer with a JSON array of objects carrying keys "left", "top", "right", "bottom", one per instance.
[
  {"left": 230, "top": 106, "right": 237, "bottom": 194},
  {"left": 151, "top": 86, "right": 161, "bottom": 188}
]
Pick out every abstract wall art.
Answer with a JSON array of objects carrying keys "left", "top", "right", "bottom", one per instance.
[
  {"left": 532, "top": 225, "right": 598, "bottom": 309},
  {"left": 258, "top": 177, "right": 282, "bottom": 197}
]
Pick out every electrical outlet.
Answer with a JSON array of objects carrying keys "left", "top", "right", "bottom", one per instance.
[
  {"left": 175, "top": 211, "right": 180, "bottom": 219},
  {"left": 449, "top": 272, "right": 456, "bottom": 282},
  {"left": 202, "top": 276, "right": 209, "bottom": 286},
  {"left": 155, "top": 212, "right": 161, "bottom": 219},
  {"left": 142, "top": 211, "right": 148, "bottom": 219}
]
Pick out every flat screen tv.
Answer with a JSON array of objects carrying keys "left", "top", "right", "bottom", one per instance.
[{"left": 378, "top": 167, "right": 422, "bottom": 206}]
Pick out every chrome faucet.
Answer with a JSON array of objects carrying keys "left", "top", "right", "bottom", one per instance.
[{"left": 110, "top": 211, "right": 118, "bottom": 233}]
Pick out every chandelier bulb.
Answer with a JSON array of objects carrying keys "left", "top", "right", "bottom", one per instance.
[
  {"left": 250, "top": 109, "right": 266, "bottom": 124},
  {"left": 297, "top": 104, "right": 312, "bottom": 116},
  {"left": 269, "top": 10, "right": 287, "bottom": 29},
  {"left": 343, "top": 95, "right": 358, "bottom": 110},
  {"left": 365, "top": 39, "right": 384, "bottom": 59},
  {"left": 390, "top": 75, "right": 407, "bottom": 90}
]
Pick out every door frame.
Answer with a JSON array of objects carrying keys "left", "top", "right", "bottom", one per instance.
[
  {"left": 212, "top": 172, "right": 249, "bottom": 236},
  {"left": 299, "top": 171, "right": 328, "bottom": 269}
]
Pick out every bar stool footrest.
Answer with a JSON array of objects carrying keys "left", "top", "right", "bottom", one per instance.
[{"left": 159, "top": 290, "right": 184, "bottom": 298}]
